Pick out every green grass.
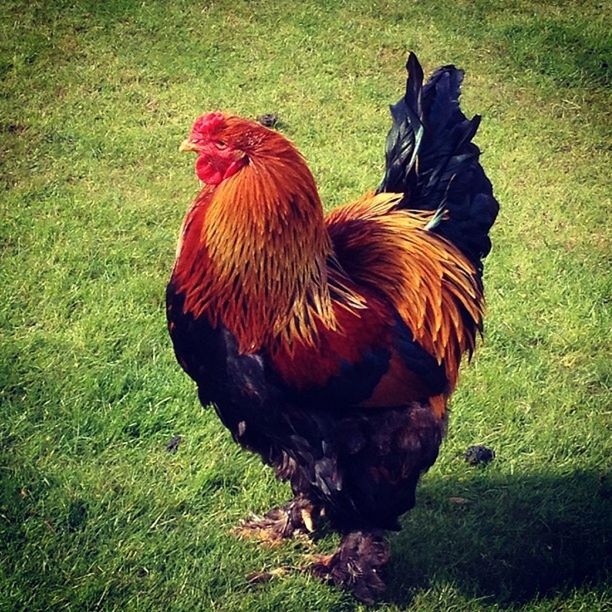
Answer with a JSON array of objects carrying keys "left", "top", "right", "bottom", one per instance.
[{"left": 1, "top": 0, "right": 610, "bottom": 610}]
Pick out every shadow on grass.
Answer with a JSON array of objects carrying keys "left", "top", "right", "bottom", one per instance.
[{"left": 385, "top": 469, "right": 611, "bottom": 607}]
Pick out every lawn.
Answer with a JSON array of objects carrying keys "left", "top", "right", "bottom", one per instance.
[{"left": 1, "top": 0, "right": 610, "bottom": 610}]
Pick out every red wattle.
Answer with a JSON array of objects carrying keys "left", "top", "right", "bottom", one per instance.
[
  {"left": 195, "top": 149, "right": 246, "bottom": 185},
  {"left": 196, "top": 156, "right": 223, "bottom": 185}
]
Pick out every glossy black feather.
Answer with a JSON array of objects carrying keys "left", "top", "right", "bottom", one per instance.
[{"left": 378, "top": 52, "right": 499, "bottom": 273}]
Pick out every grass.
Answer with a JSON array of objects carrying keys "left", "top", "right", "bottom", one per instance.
[{"left": 1, "top": 0, "right": 610, "bottom": 609}]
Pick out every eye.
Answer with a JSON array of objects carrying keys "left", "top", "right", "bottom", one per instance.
[{"left": 215, "top": 141, "right": 227, "bottom": 150}]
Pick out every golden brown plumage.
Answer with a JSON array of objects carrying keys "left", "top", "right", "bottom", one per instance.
[
  {"left": 167, "top": 53, "right": 499, "bottom": 602},
  {"left": 327, "top": 192, "right": 483, "bottom": 399}
]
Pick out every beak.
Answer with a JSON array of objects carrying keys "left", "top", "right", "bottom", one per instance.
[{"left": 179, "top": 139, "right": 199, "bottom": 153}]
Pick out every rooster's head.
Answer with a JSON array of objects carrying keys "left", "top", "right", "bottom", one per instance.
[{"left": 180, "top": 112, "right": 285, "bottom": 186}]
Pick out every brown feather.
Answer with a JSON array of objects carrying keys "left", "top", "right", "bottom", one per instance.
[
  {"left": 326, "top": 191, "right": 484, "bottom": 395},
  {"left": 174, "top": 120, "right": 484, "bottom": 416}
]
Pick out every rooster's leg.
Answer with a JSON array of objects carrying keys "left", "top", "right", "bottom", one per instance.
[
  {"left": 309, "top": 530, "right": 390, "bottom": 604},
  {"left": 233, "top": 495, "right": 321, "bottom": 545}
]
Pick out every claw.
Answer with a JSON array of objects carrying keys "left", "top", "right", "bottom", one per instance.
[
  {"left": 301, "top": 508, "right": 315, "bottom": 532},
  {"left": 231, "top": 522, "right": 285, "bottom": 547},
  {"left": 232, "top": 497, "right": 320, "bottom": 545}
]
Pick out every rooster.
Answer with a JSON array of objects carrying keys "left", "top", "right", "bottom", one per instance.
[{"left": 166, "top": 53, "right": 498, "bottom": 602}]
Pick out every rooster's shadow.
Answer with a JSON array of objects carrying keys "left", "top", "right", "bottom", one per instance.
[{"left": 385, "top": 468, "right": 611, "bottom": 607}]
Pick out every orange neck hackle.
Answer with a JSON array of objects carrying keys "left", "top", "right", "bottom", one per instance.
[{"left": 174, "top": 120, "right": 336, "bottom": 354}]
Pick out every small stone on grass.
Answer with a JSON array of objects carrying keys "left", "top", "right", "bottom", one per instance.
[
  {"left": 464, "top": 444, "right": 495, "bottom": 466},
  {"left": 256, "top": 113, "right": 279, "bottom": 128},
  {"left": 166, "top": 435, "right": 182, "bottom": 453}
]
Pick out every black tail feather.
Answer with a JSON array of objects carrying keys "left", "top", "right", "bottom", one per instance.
[{"left": 378, "top": 53, "right": 499, "bottom": 273}]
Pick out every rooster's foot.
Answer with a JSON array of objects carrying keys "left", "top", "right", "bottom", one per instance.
[
  {"left": 309, "top": 530, "right": 389, "bottom": 604},
  {"left": 233, "top": 495, "right": 321, "bottom": 545}
]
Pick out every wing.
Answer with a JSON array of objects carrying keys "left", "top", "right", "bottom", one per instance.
[
  {"left": 268, "top": 288, "right": 448, "bottom": 410},
  {"left": 322, "top": 192, "right": 483, "bottom": 403},
  {"left": 267, "top": 191, "right": 482, "bottom": 413}
]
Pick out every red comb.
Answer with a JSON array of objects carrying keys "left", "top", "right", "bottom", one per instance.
[{"left": 192, "top": 112, "right": 225, "bottom": 138}]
